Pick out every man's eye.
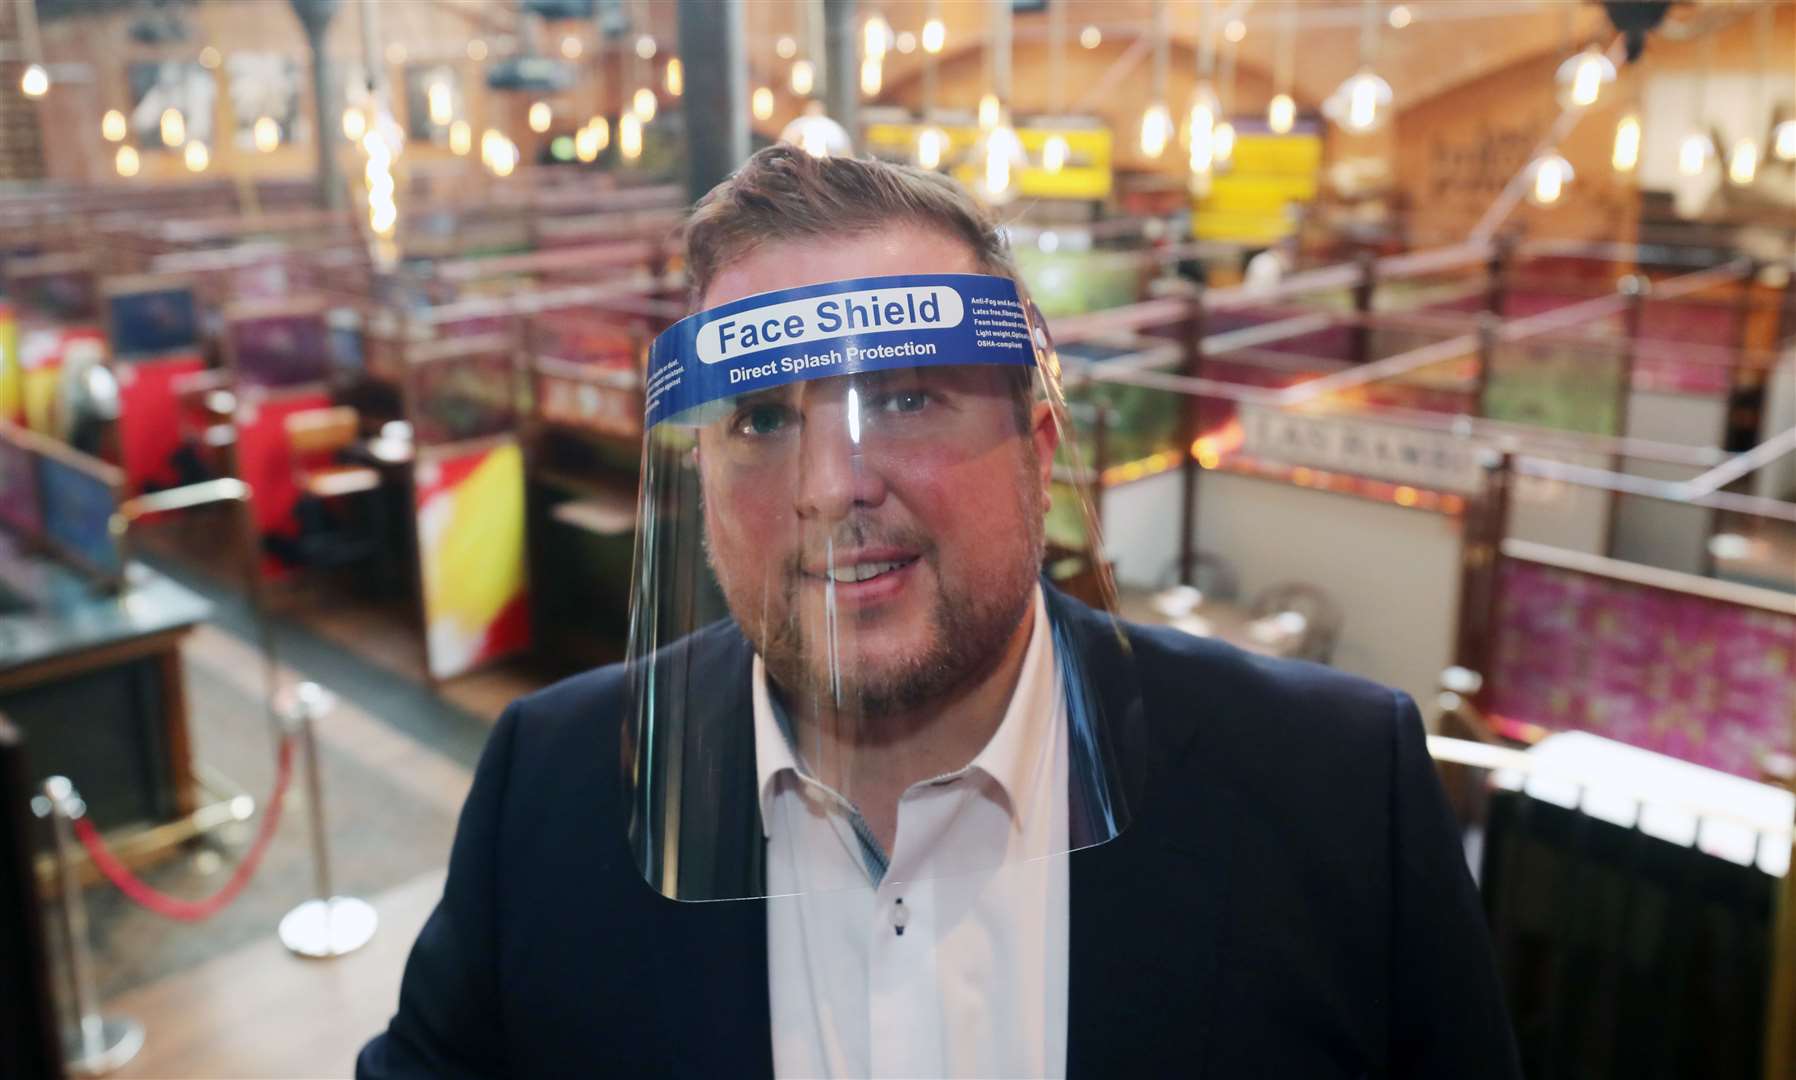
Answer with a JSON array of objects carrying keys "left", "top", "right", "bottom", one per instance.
[
  {"left": 877, "top": 390, "right": 930, "bottom": 415},
  {"left": 732, "top": 404, "right": 793, "bottom": 437}
]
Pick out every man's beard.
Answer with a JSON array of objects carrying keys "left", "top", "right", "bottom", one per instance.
[{"left": 706, "top": 495, "right": 1044, "bottom": 725}]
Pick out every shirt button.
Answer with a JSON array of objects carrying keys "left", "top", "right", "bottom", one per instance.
[{"left": 892, "top": 897, "right": 909, "bottom": 936}]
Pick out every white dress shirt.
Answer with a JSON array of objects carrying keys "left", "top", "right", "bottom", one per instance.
[{"left": 756, "top": 586, "right": 1070, "bottom": 1079}]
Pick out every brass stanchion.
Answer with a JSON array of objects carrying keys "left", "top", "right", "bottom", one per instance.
[
  {"left": 275, "top": 682, "right": 377, "bottom": 958},
  {"left": 33, "top": 777, "right": 144, "bottom": 1076}
]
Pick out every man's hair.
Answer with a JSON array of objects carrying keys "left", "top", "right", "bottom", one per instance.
[
  {"left": 684, "top": 144, "right": 1019, "bottom": 303},
  {"left": 684, "top": 145, "right": 1034, "bottom": 432}
]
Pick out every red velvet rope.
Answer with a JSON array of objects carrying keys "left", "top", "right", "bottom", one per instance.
[{"left": 70, "top": 735, "right": 296, "bottom": 922}]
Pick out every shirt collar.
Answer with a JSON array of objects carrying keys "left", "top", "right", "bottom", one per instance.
[{"left": 752, "top": 585, "right": 1058, "bottom": 838}]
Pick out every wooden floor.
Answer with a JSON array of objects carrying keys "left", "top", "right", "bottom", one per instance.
[{"left": 112, "top": 869, "right": 444, "bottom": 1080}]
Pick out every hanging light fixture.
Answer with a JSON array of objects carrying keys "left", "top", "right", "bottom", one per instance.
[
  {"left": 20, "top": 63, "right": 49, "bottom": 98},
  {"left": 864, "top": 13, "right": 889, "bottom": 60},
  {"left": 1268, "top": 7, "right": 1296, "bottom": 134},
  {"left": 777, "top": 35, "right": 798, "bottom": 60},
  {"left": 101, "top": 109, "right": 127, "bottom": 142},
  {"left": 115, "top": 144, "right": 140, "bottom": 177},
  {"left": 1079, "top": 25, "right": 1101, "bottom": 49},
  {"left": 449, "top": 119, "right": 472, "bottom": 156},
  {"left": 666, "top": 58, "right": 683, "bottom": 96},
  {"left": 790, "top": 59, "right": 815, "bottom": 96},
  {"left": 160, "top": 107, "right": 186, "bottom": 147},
  {"left": 916, "top": 126, "right": 947, "bottom": 169},
  {"left": 1214, "top": 20, "right": 1239, "bottom": 167},
  {"left": 1679, "top": 132, "right": 1713, "bottom": 176},
  {"left": 752, "top": 86, "right": 775, "bottom": 121},
  {"left": 1526, "top": 154, "right": 1573, "bottom": 205},
  {"left": 1326, "top": 1, "right": 1391, "bottom": 134},
  {"left": 575, "top": 118, "right": 606, "bottom": 162},
  {"left": 978, "top": 92, "right": 1002, "bottom": 131},
  {"left": 183, "top": 140, "right": 209, "bottom": 172},
  {"left": 1729, "top": 6, "right": 1769, "bottom": 187},
  {"left": 967, "top": 0, "right": 1023, "bottom": 204},
  {"left": 530, "top": 101, "right": 553, "bottom": 132},
  {"left": 1039, "top": 0, "right": 1069, "bottom": 177},
  {"left": 1555, "top": 45, "right": 1616, "bottom": 109},
  {"left": 619, "top": 111, "right": 644, "bottom": 161},
  {"left": 861, "top": 58, "right": 882, "bottom": 97},
  {"left": 1728, "top": 139, "right": 1759, "bottom": 186},
  {"left": 561, "top": 35, "right": 583, "bottom": 60},
  {"left": 1680, "top": 28, "right": 1715, "bottom": 177},
  {"left": 1775, "top": 118, "right": 1796, "bottom": 162},
  {"left": 896, "top": 31, "right": 916, "bottom": 54},
  {"left": 1186, "top": 84, "right": 1220, "bottom": 173},
  {"left": 922, "top": 17, "right": 945, "bottom": 54},
  {"left": 780, "top": 105, "right": 853, "bottom": 158},
  {"left": 1387, "top": 5, "right": 1412, "bottom": 29},
  {"left": 635, "top": 35, "right": 657, "bottom": 60},
  {"left": 1612, "top": 113, "right": 1641, "bottom": 172},
  {"left": 428, "top": 80, "right": 454, "bottom": 126},
  {"left": 343, "top": 106, "right": 367, "bottom": 141},
  {"left": 633, "top": 87, "right": 657, "bottom": 122},
  {"left": 916, "top": 0, "right": 945, "bottom": 169},
  {"left": 253, "top": 116, "right": 280, "bottom": 152},
  {"left": 1140, "top": 0, "right": 1170, "bottom": 159}
]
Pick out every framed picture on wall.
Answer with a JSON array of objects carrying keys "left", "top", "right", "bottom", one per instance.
[
  {"left": 404, "top": 63, "right": 465, "bottom": 144},
  {"left": 226, "top": 52, "right": 305, "bottom": 148},
  {"left": 128, "top": 61, "right": 217, "bottom": 151}
]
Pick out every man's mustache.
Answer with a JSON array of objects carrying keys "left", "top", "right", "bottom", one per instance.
[{"left": 781, "top": 518, "right": 935, "bottom": 579}]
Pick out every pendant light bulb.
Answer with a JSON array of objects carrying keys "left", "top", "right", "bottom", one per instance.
[
  {"left": 861, "top": 57, "right": 882, "bottom": 97},
  {"left": 916, "top": 126, "right": 946, "bottom": 169},
  {"left": 530, "top": 100, "right": 553, "bottom": 132},
  {"left": 1773, "top": 119, "right": 1796, "bottom": 162},
  {"left": 619, "top": 112, "right": 643, "bottom": 161},
  {"left": 343, "top": 106, "right": 368, "bottom": 141},
  {"left": 1612, "top": 113, "right": 1641, "bottom": 172},
  {"left": 1679, "top": 132, "right": 1712, "bottom": 176},
  {"left": 666, "top": 58, "right": 683, "bottom": 96},
  {"left": 1728, "top": 139, "right": 1759, "bottom": 186},
  {"left": 160, "top": 107, "right": 186, "bottom": 147},
  {"left": 102, "top": 109, "right": 127, "bottom": 142},
  {"left": 1042, "top": 134, "right": 1069, "bottom": 175},
  {"left": 449, "top": 120, "right": 472, "bottom": 156},
  {"left": 1213, "top": 121, "right": 1236, "bottom": 166},
  {"left": 978, "top": 93, "right": 1001, "bottom": 131},
  {"left": 1326, "top": 69, "right": 1391, "bottom": 134},
  {"left": 20, "top": 63, "right": 48, "bottom": 98},
  {"left": 790, "top": 59, "right": 815, "bottom": 97},
  {"left": 1526, "top": 154, "right": 1573, "bottom": 206},
  {"left": 633, "top": 87, "right": 657, "bottom": 122},
  {"left": 253, "top": 116, "right": 280, "bottom": 152},
  {"left": 1139, "top": 102, "right": 1172, "bottom": 159},
  {"left": 922, "top": 18, "right": 946, "bottom": 54},
  {"left": 752, "top": 86, "right": 775, "bottom": 121},
  {"left": 183, "top": 140, "right": 209, "bottom": 172},
  {"left": 115, "top": 145, "right": 141, "bottom": 177},
  {"left": 1267, "top": 94, "right": 1295, "bottom": 135},
  {"left": 780, "top": 108, "right": 853, "bottom": 159},
  {"left": 976, "top": 119, "right": 1025, "bottom": 205},
  {"left": 1556, "top": 46, "right": 1616, "bottom": 109},
  {"left": 864, "top": 15, "right": 889, "bottom": 60}
]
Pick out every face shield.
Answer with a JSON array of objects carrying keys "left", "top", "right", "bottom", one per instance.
[{"left": 625, "top": 272, "right": 1138, "bottom": 901}]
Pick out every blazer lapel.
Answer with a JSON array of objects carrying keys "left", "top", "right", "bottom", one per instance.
[
  {"left": 1055, "top": 588, "right": 1234, "bottom": 1078},
  {"left": 660, "top": 622, "right": 774, "bottom": 1076}
]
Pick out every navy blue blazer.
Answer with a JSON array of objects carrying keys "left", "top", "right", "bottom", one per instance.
[{"left": 359, "top": 588, "right": 1520, "bottom": 1078}]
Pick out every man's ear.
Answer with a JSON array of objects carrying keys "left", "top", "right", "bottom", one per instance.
[{"left": 1031, "top": 400, "right": 1059, "bottom": 496}]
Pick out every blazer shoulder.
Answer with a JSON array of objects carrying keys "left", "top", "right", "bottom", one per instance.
[{"left": 1121, "top": 616, "right": 1409, "bottom": 785}]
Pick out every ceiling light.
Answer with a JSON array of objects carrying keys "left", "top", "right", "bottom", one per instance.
[
  {"left": 1079, "top": 25, "right": 1101, "bottom": 49},
  {"left": 922, "top": 19, "right": 946, "bottom": 54},
  {"left": 635, "top": 35, "right": 657, "bottom": 60},
  {"left": 666, "top": 57, "right": 683, "bottom": 96},
  {"left": 1556, "top": 46, "right": 1616, "bottom": 108},
  {"left": 21, "top": 63, "right": 49, "bottom": 98},
  {"left": 253, "top": 116, "right": 280, "bottom": 152},
  {"left": 102, "top": 109, "right": 127, "bottom": 142},
  {"left": 1042, "top": 134, "right": 1069, "bottom": 174},
  {"left": 1526, "top": 154, "right": 1573, "bottom": 205},
  {"left": 1139, "top": 101, "right": 1172, "bottom": 158},
  {"left": 1678, "top": 132, "right": 1712, "bottom": 175},
  {"left": 1267, "top": 93, "right": 1295, "bottom": 135},
  {"left": 1387, "top": 5, "right": 1411, "bottom": 29},
  {"left": 1326, "top": 69, "right": 1391, "bottom": 133},
  {"left": 916, "top": 126, "right": 946, "bottom": 169},
  {"left": 1728, "top": 139, "right": 1759, "bottom": 185},
  {"left": 450, "top": 120, "right": 472, "bottom": 156},
  {"left": 183, "top": 140, "right": 209, "bottom": 172},
  {"left": 1612, "top": 113, "right": 1640, "bottom": 172},
  {"left": 780, "top": 110, "right": 852, "bottom": 158},
  {"left": 790, "top": 59, "right": 814, "bottom": 96},
  {"left": 752, "top": 86, "right": 775, "bottom": 121},
  {"left": 632, "top": 87, "right": 657, "bottom": 122},
  {"left": 529, "top": 100, "right": 553, "bottom": 132}
]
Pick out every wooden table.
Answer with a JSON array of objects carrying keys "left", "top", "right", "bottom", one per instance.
[
  {"left": 1114, "top": 585, "right": 1303, "bottom": 659},
  {"left": 0, "top": 555, "right": 212, "bottom": 829}
]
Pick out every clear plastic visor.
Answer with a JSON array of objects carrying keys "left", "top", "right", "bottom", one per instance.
[{"left": 622, "top": 274, "right": 1137, "bottom": 901}]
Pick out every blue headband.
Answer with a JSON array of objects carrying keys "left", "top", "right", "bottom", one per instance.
[{"left": 645, "top": 273, "right": 1038, "bottom": 429}]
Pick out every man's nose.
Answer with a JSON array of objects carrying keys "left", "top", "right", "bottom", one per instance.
[{"left": 793, "top": 399, "right": 886, "bottom": 522}]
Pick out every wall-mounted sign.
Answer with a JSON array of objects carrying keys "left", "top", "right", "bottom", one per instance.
[
  {"left": 1236, "top": 401, "right": 1487, "bottom": 493},
  {"left": 1192, "top": 120, "right": 1322, "bottom": 245}
]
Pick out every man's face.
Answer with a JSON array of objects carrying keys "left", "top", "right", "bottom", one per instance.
[{"left": 696, "top": 226, "right": 1057, "bottom": 717}]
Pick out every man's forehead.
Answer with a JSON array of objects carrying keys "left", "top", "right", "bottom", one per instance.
[{"left": 698, "top": 226, "right": 983, "bottom": 311}]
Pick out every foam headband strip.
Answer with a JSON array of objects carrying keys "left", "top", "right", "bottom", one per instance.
[{"left": 644, "top": 273, "right": 1037, "bottom": 429}]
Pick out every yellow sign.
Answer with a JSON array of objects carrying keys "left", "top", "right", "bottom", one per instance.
[
  {"left": 865, "top": 122, "right": 1113, "bottom": 200},
  {"left": 1192, "top": 128, "right": 1322, "bottom": 244}
]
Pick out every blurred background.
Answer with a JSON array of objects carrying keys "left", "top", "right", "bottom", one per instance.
[{"left": 0, "top": 1, "right": 1792, "bottom": 1077}]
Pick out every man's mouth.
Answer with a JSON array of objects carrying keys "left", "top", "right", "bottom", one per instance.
[
  {"left": 823, "top": 557, "right": 916, "bottom": 584},
  {"left": 799, "top": 550, "right": 923, "bottom": 588}
]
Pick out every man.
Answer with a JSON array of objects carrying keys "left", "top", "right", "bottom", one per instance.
[{"left": 360, "top": 146, "right": 1519, "bottom": 1078}]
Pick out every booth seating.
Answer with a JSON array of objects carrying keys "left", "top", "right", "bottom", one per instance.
[{"left": 278, "top": 406, "right": 386, "bottom": 583}]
